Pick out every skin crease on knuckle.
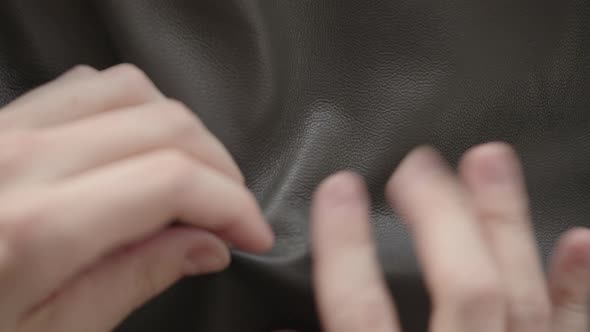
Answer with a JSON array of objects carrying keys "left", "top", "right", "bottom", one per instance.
[
  {"left": 475, "top": 203, "right": 531, "bottom": 228},
  {"left": 160, "top": 99, "right": 206, "bottom": 143},
  {"left": 508, "top": 294, "right": 552, "bottom": 328},
  {"left": 147, "top": 99, "right": 245, "bottom": 183},
  {"left": 0, "top": 131, "right": 41, "bottom": 182},
  {"left": 67, "top": 65, "right": 96, "bottom": 76},
  {"left": 147, "top": 150, "right": 197, "bottom": 195},
  {"left": 437, "top": 272, "right": 505, "bottom": 319},
  {"left": 0, "top": 192, "right": 54, "bottom": 256},
  {"left": 325, "top": 292, "right": 393, "bottom": 332}
]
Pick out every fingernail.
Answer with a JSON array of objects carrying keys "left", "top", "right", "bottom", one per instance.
[
  {"left": 390, "top": 146, "right": 445, "bottom": 185},
  {"left": 321, "top": 172, "right": 364, "bottom": 207},
  {"left": 184, "top": 249, "right": 230, "bottom": 276},
  {"left": 412, "top": 146, "right": 445, "bottom": 171},
  {"left": 568, "top": 228, "right": 590, "bottom": 267},
  {"left": 480, "top": 154, "right": 516, "bottom": 184}
]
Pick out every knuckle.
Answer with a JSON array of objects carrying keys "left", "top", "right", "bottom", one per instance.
[
  {"left": 113, "top": 63, "right": 149, "bottom": 83},
  {"left": 110, "top": 63, "right": 158, "bottom": 99},
  {"left": 161, "top": 99, "right": 205, "bottom": 140},
  {"left": 67, "top": 64, "right": 97, "bottom": 76},
  {"left": 444, "top": 274, "right": 504, "bottom": 314},
  {"left": 509, "top": 294, "right": 551, "bottom": 325},
  {"left": 0, "top": 197, "right": 51, "bottom": 253},
  {"left": 478, "top": 206, "right": 528, "bottom": 226},
  {"left": 0, "top": 131, "right": 42, "bottom": 175},
  {"left": 327, "top": 290, "right": 393, "bottom": 332},
  {"left": 157, "top": 150, "right": 195, "bottom": 175},
  {"left": 149, "top": 150, "right": 196, "bottom": 192}
]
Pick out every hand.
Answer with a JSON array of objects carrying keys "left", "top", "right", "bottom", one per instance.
[
  {"left": 0, "top": 64, "right": 274, "bottom": 332},
  {"left": 311, "top": 143, "right": 590, "bottom": 332}
]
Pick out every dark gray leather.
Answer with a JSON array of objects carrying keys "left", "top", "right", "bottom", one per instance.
[{"left": 1, "top": 1, "right": 589, "bottom": 331}]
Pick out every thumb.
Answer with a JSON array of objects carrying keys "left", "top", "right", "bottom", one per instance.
[{"left": 20, "top": 227, "right": 230, "bottom": 332}]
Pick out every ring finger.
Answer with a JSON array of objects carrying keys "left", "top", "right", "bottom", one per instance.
[{"left": 459, "top": 143, "right": 551, "bottom": 332}]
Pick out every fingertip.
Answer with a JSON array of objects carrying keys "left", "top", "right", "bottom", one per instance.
[
  {"left": 549, "top": 227, "right": 590, "bottom": 316},
  {"left": 315, "top": 170, "right": 367, "bottom": 206},
  {"left": 561, "top": 227, "right": 590, "bottom": 243},
  {"left": 250, "top": 206, "right": 275, "bottom": 253},
  {"left": 460, "top": 142, "right": 520, "bottom": 180},
  {"left": 311, "top": 170, "right": 372, "bottom": 252},
  {"left": 555, "top": 227, "right": 590, "bottom": 268},
  {"left": 252, "top": 221, "right": 275, "bottom": 254},
  {"left": 217, "top": 214, "right": 275, "bottom": 254},
  {"left": 312, "top": 171, "right": 369, "bottom": 237},
  {"left": 385, "top": 145, "right": 444, "bottom": 204},
  {"left": 462, "top": 142, "right": 515, "bottom": 163}
]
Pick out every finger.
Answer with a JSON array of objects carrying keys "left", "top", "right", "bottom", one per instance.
[
  {"left": 459, "top": 142, "right": 551, "bottom": 332},
  {"left": 386, "top": 146, "right": 504, "bottom": 332},
  {"left": 0, "top": 64, "right": 163, "bottom": 130},
  {"left": 20, "top": 227, "right": 230, "bottom": 332},
  {"left": 0, "top": 150, "right": 272, "bottom": 311},
  {"left": 549, "top": 227, "right": 590, "bottom": 332},
  {"left": 28, "top": 99, "right": 243, "bottom": 183},
  {"left": 312, "top": 171, "right": 400, "bottom": 332},
  {"left": 5, "top": 66, "right": 99, "bottom": 112}
]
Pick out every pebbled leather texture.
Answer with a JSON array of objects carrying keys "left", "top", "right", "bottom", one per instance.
[{"left": 1, "top": 1, "right": 590, "bottom": 331}]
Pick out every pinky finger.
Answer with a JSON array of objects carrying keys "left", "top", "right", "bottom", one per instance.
[
  {"left": 549, "top": 227, "right": 590, "bottom": 332},
  {"left": 19, "top": 227, "right": 230, "bottom": 332}
]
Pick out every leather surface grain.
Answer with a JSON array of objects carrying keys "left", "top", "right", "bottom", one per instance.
[{"left": 1, "top": 1, "right": 589, "bottom": 331}]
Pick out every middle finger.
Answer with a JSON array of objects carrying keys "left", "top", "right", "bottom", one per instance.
[
  {"left": 386, "top": 146, "right": 505, "bottom": 332},
  {"left": 459, "top": 143, "right": 551, "bottom": 332}
]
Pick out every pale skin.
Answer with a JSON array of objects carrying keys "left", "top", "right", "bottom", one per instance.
[{"left": 0, "top": 65, "right": 587, "bottom": 332}]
